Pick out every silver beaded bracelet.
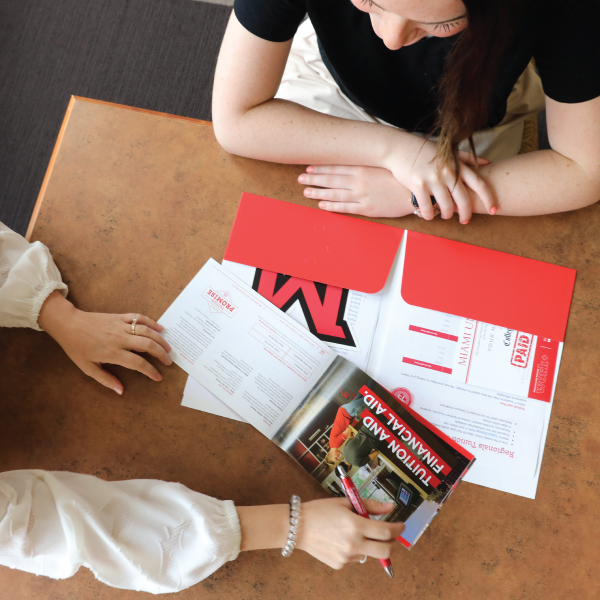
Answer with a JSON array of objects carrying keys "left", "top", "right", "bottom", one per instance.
[{"left": 281, "top": 495, "right": 301, "bottom": 557}]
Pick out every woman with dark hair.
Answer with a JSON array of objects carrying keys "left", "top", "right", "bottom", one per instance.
[{"left": 212, "top": 0, "right": 600, "bottom": 224}]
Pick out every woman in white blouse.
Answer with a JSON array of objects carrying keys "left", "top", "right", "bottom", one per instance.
[{"left": 0, "top": 222, "right": 404, "bottom": 594}]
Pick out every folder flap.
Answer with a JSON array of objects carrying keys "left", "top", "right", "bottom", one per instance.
[
  {"left": 401, "top": 231, "right": 576, "bottom": 342},
  {"left": 224, "top": 193, "right": 403, "bottom": 293}
]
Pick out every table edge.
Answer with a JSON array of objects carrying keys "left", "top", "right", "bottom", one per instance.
[{"left": 25, "top": 96, "right": 213, "bottom": 240}]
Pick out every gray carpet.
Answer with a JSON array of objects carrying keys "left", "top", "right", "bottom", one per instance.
[{"left": 0, "top": 0, "right": 232, "bottom": 234}]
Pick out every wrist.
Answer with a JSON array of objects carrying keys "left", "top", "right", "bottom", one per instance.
[
  {"left": 237, "top": 504, "right": 289, "bottom": 552},
  {"left": 381, "top": 130, "right": 425, "bottom": 173},
  {"left": 38, "top": 290, "right": 78, "bottom": 338}
]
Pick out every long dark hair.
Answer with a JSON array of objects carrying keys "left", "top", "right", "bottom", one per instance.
[{"left": 435, "top": 0, "right": 521, "bottom": 172}]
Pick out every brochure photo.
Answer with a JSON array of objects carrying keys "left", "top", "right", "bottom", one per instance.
[{"left": 273, "top": 355, "right": 474, "bottom": 549}]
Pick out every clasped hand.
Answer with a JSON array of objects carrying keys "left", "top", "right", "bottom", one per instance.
[{"left": 299, "top": 138, "right": 496, "bottom": 223}]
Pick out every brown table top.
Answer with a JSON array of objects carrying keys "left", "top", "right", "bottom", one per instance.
[{"left": 1, "top": 96, "right": 598, "bottom": 600}]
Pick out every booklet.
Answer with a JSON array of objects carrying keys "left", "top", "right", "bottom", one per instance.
[{"left": 159, "top": 259, "right": 475, "bottom": 549}]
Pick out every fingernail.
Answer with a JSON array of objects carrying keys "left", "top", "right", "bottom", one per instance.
[
  {"left": 461, "top": 220, "right": 470, "bottom": 225},
  {"left": 319, "top": 202, "right": 326, "bottom": 209},
  {"left": 166, "top": 345, "right": 172, "bottom": 353},
  {"left": 113, "top": 386, "right": 123, "bottom": 395},
  {"left": 166, "top": 357, "right": 173, "bottom": 365},
  {"left": 306, "top": 166, "right": 313, "bottom": 173},
  {"left": 298, "top": 175, "right": 306, "bottom": 183},
  {"left": 304, "top": 189, "right": 312, "bottom": 197},
  {"left": 490, "top": 207, "right": 497, "bottom": 215},
  {"left": 155, "top": 374, "right": 163, "bottom": 382}
]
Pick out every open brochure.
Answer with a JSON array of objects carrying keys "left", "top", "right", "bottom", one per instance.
[
  {"left": 184, "top": 229, "right": 569, "bottom": 499},
  {"left": 160, "top": 259, "right": 475, "bottom": 549}
]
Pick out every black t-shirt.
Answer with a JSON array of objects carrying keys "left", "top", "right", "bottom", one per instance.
[{"left": 233, "top": 0, "right": 600, "bottom": 133}]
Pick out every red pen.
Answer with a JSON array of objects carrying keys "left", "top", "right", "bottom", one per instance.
[{"left": 336, "top": 465, "right": 394, "bottom": 578}]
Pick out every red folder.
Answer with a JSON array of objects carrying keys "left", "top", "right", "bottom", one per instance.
[
  {"left": 225, "top": 193, "right": 576, "bottom": 342},
  {"left": 224, "top": 193, "right": 403, "bottom": 294},
  {"left": 401, "top": 231, "right": 576, "bottom": 342}
]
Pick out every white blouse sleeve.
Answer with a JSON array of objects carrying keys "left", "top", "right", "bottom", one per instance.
[
  {"left": 0, "top": 470, "right": 242, "bottom": 594},
  {"left": 0, "top": 222, "right": 68, "bottom": 330}
]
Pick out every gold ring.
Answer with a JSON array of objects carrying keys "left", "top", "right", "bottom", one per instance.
[
  {"left": 131, "top": 317, "right": 138, "bottom": 335},
  {"left": 359, "top": 555, "right": 368, "bottom": 564}
]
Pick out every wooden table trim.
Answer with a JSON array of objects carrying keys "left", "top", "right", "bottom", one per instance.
[{"left": 25, "top": 96, "right": 213, "bottom": 241}]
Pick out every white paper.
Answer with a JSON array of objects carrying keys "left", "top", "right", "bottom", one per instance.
[
  {"left": 182, "top": 376, "right": 246, "bottom": 422},
  {"left": 182, "top": 259, "right": 383, "bottom": 428},
  {"left": 367, "top": 234, "right": 559, "bottom": 498},
  {"left": 450, "top": 319, "right": 560, "bottom": 401},
  {"left": 222, "top": 260, "right": 382, "bottom": 371},
  {"left": 159, "top": 259, "right": 336, "bottom": 438}
]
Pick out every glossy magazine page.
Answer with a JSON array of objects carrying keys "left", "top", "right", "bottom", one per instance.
[{"left": 273, "top": 355, "right": 475, "bottom": 549}]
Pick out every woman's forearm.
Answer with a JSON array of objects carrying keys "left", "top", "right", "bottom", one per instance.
[
  {"left": 471, "top": 149, "right": 600, "bottom": 216},
  {"left": 237, "top": 504, "right": 289, "bottom": 551},
  {"left": 214, "top": 96, "right": 422, "bottom": 170},
  {"left": 213, "top": 14, "right": 431, "bottom": 179},
  {"left": 217, "top": 100, "right": 599, "bottom": 217}
]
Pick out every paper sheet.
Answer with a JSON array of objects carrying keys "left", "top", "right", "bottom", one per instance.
[
  {"left": 182, "top": 376, "right": 245, "bottom": 422},
  {"left": 159, "top": 259, "right": 336, "bottom": 438},
  {"left": 222, "top": 260, "right": 382, "bottom": 371},
  {"left": 182, "top": 259, "right": 383, "bottom": 428},
  {"left": 367, "top": 236, "right": 559, "bottom": 498}
]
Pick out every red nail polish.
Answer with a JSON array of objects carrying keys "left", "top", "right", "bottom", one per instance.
[
  {"left": 462, "top": 220, "right": 470, "bottom": 225},
  {"left": 491, "top": 207, "right": 497, "bottom": 215}
]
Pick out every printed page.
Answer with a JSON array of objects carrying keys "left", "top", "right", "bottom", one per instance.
[
  {"left": 450, "top": 321, "right": 560, "bottom": 402},
  {"left": 182, "top": 260, "right": 382, "bottom": 423},
  {"left": 222, "top": 260, "right": 382, "bottom": 371},
  {"left": 398, "top": 303, "right": 561, "bottom": 403},
  {"left": 367, "top": 234, "right": 557, "bottom": 499},
  {"left": 159, "top": 259, "right": 337, "bottom": 438}
]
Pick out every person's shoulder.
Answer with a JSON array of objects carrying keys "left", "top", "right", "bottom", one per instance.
[
  {"left": 527, "top": 0, "right": 600, "bottom": 103},
  {"left": 526, "top": 0, "right": 600, "bottom": 45},
  {"left": 525, "top": 0, "right": 599, "bottom": 27},
  {"left": 234, "top": 0, "right": 308, "bottom": 43}
]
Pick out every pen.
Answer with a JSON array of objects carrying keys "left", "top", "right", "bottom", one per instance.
[
  {"left": 410, "top": 192, "right": 437, "bottom": 208},
  {"left": 336, "top": 465, "right": 394, "bottom": 578}
]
